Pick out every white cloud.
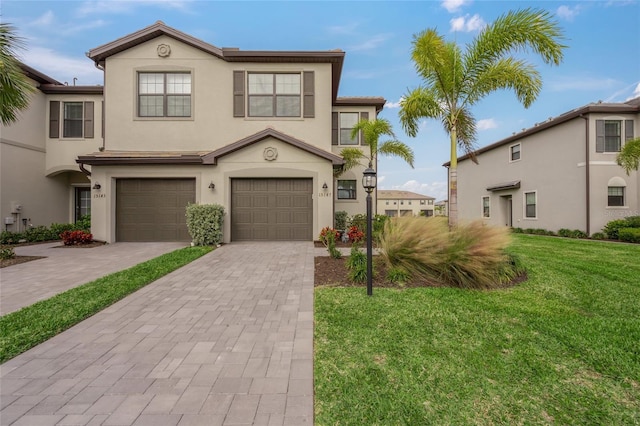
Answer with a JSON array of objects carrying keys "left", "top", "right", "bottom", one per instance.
[
  {"left": 441, "top": 0, "right": 471, "bottom": 13},
  {"left": 556, "top": 5, "right": 581, "bottom": 21},
  {"left": 31, "top": 11, "right": 55, "bottom": 27},
  {"left": 384, "top": 98, "right": 404, "bottom": 109},
  {"left": 387, "top": 180, "right": 448, "bottom": 201},
  {"left": 477, "top": 118, "right": 498, "bottom": 131},
  {"left": 633, "top": 82, "right": 640, "bottom": 97},
  {"left": 450, "top": 14, "right": 486, "bottom": 32},
  {"left": 21, "top": 46, "right": 103, "bottom": 85},
  {"left": 348, "top": 33, "right": 393, "bottom": 52},
  {"left": 75, "top": 0, "right": 193, "bottom": 17},
  {"left": 377, "top": 176, "right": 386, "bottom": 185}
]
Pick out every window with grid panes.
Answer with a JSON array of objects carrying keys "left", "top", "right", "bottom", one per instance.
[
  {"left": 138, "top": 72, "right": 191, "bottom": 117},
  {"left": 248, "top": 73, "right": 300, "bottom": 117}
]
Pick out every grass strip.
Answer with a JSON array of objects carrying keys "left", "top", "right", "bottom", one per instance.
[
  {"left": 315, "top": 235, "right": 640, "bottom": 425},
  {"left": 0, "top": 245, "right": 212, "bottom": 363}
]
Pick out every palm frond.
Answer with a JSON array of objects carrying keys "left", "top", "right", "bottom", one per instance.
[
  {"left": 338, "top": 148, "right": 367, "bottom": 174},
  {"left": 398, "top": 87, "right": 443, "bottom": 137},
  {"left": 0, "top": 23, "right": 35, "bottom": 125},
  {"left": 378, "top": 140, "right": 415, "bottom": 168},
  {"left": 617, "top": 137, "right": 640, "bottom": 175}
]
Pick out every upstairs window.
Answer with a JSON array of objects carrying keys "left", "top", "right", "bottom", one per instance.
[
  {"left": 525, "top": 191, "right": 537, "bottom": 218},
  {"left": 339, "top": 112, "right": 359, "bottom": 145},
  {"left": 482, "top": 196, "right": 490, "bottom": 218},
  {"left": 510, "top": 143, "right": 521, "bottom": 161},
  {"left": 248, "top": 73, "right": 300, "bottom": 117},
  {"left": 49, "top": 101, "right": 94, "bottom": 139},
  {"left": 597, "top": 119, "right": 634, "bottom": 153},
  {"left": 138, "top": 72, "right": 191, "bottom": 117},
  {"left": 337, "top": 180, "right": 357, "bottom": 200}
]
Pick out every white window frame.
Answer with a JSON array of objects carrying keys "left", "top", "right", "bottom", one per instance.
[
  {"left": 482, "top": 196, "right": 491, "bottom": 218},
  {"left": 247, "top": 72, "right": 301, "bottom": 118},
  {"left": 337, "top": 180, "right": 357, "bottom": 200},
  {"left": 63, "top": 102, "right": 85, "bottom": 138},
  {"left": 137, "top": 71, "right": 193, "bottom": 119},
  {"left": 509, "top": 143, "right": 521, "bottom": 162},
  {"left": 603, "top": 120, "right": 622, "bottom": 153},
  {"left": 524, "top": 191, "right": 537, "bottom": 219},
  {"left": 338, "top": 112, "right": 360, "bottom": 145}
]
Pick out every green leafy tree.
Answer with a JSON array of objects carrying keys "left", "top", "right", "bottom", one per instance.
[
  {"left": 0, "top": 23, "right": 34, "bottom": 125},
  {"left": 617, "top": 137, "right": 640, "bottom": 175},
  {"left": 399, "top": 8, "right": 566, "bottom": 226},
  {"left": 339, "top": 118, "right": 414, "bottom": 173}
]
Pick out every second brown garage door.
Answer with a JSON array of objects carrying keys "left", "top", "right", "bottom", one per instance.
[
  {"left": 116, "top": 178, "right": 195, "bottom": 242},
  {"left": 231, "top": 178, "right": 312, "bottom": 241}
]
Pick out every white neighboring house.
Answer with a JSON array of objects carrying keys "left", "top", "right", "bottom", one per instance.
[
  {"left": 449, "top": 98, "right": 639, "bottom": 235},
  {"left": 1, "top": 22, "right": 386, "bottom": 242},
  {"left": 377, "top": 190, "right": 435, "bottom": 217}
]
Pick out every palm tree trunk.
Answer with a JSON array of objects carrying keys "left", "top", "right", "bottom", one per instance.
[{"left": 448, "top": 128, "right": 458, "bottom": 227}]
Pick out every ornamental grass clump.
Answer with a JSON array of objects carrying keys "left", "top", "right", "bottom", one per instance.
[{"left": 379, "top": 216, "right": 520, "bottom": 289}]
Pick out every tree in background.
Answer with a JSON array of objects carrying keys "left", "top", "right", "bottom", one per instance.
[
  {"left": 399, "top": 8, "right": 566, "bottom": 226},
  {"left": 339, "top": 117, "right": 414, "bottom": 173},
  {"left": 0, "top": 23, "right": 34, "bottom": 125}
]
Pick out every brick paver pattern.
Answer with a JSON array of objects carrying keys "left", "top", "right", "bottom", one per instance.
[{"left": 0, "top": 242, "right": 315, "bottom": 425}]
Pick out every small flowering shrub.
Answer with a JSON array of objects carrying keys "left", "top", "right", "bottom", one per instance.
[
  {"left": 60, "top": 230, "right": 93, "bottom": 246},
  {"left": 319, "top": 227, "right": 340, "bottom": 246},
  {"left": 347, "top": 226, "right": 364, "bottom": 243},
  {"left": 0, "top": 245, "right": 16, "bottom": 260}
]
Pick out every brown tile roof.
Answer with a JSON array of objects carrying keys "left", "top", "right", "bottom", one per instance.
[{"left": 377, "top": 190, "right": 435, "bottom": 200}]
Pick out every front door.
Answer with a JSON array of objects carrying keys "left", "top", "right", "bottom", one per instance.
[{"left": 75, "top": 187, "right": 91, "bottom": 223}]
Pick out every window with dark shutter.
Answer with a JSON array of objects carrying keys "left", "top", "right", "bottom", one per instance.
[
  {"left": 303, "top": 71, "right": 314, "bottom": 118},
  {"left": 49, "top": 101, "right": 60, "bottom": 138},
  {"left": 332, "top": 112, "right": 339, "bottom": 145},
  {"left": 84, "top": 101, "right": 94, "bottom": 139},
  {"left": 233, "top": 71, "right": 245, "bottom": 117},
  {"left": 625, "top": 120, "right": 634, "bottom": 142},
  {"left": 596, "top": 119, "right": 605, "bottom": 153}
]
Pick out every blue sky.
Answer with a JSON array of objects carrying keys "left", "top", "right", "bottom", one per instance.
[{"left": 4, "top": 0, "right": 639, "bottom": 201}]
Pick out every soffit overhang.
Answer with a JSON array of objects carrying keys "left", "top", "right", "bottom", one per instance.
[{"left": 486, "top": 181, "right": 521, "bottom": 192}]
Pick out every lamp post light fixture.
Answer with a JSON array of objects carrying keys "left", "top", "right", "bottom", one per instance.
[{"left": 362, "top": 167, "right": 377, "bottom": 296}]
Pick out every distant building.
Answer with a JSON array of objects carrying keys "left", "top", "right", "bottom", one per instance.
[
  {"left": 435, "top": 200, "right": 448, "bottom": 217},
  {"left": 377, "top": 190, "right": 435, "bottom": 217}
]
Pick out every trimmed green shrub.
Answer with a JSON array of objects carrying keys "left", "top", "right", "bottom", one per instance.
[
  {"left": 50, "top": 223, "right": 77, "bottom": 239},
  {"left": 76, "top": 215, "right": 91, "bottom": 232},
  {"left": 334, "top": 211, "right": 349, "bottom": 232},
  {"left": 185, "top": 203, "right": 225, "bottom": 246},
  {"left": 511, "top": 227, "right": 524, "bottom": 234},
  {"left": 558, "top": 229, "right": 572, "bottom": 237},
  {"left": 0, "top": 231, "right": 23, "bottom": 244},
  {"left": 0, "top": 245, "right": 15, "bottom": 260},
  {"left": 591, "top": 232, "right": 606, "bottom": 240},
  {"left": 23, "top": 226, "right": 52, "bottom": 242},
  {"left": 603, "top": 217, "right": 640, "bottom": 240},
  {"left": 570, "top": 229, "right": 587, "bottom": 239},
  {"left": 618, "top": 227, "right": 640, "bottom": 243}
]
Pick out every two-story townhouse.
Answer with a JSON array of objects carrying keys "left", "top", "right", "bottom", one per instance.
[
  {"left": 377, "top": 190, "right": 435, "bottom": 217},
  {"left": 1, "top": 64, "right": 102, "bottom": 232},
  {"left": 449, "top": 97, "right": 640, "bottom": 235},
  {"left": 64, "top": 21, "right": 383, "bottom": 243}
]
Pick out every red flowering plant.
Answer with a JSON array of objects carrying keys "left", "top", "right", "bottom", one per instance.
[
  {"left": 347, "top": 225, "right": 364, "bottom": 243},
  {"left": 60, "top": 230, "right": 93, "bottom": 246},
  {"left": 319, "top": 227, "right": 340, "bottom": 247}
]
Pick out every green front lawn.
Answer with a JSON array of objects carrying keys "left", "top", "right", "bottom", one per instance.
[{"left": 315, "top": 235, "right": 640, "bottom": 425}]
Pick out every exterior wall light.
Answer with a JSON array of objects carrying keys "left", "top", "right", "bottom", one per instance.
[
  {"left": 209, "top": 182, "right": 215, "bottom": 190},
  {"left": 92, "top": 182, "right": 101, "bottom": 190}
]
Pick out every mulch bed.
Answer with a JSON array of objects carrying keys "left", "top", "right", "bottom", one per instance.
[{"left": 314, "top": 255, "right": 528, "bottom": 289}]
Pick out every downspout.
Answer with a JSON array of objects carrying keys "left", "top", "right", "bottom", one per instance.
[
  {"left": 580, "top": 114, "right": 590, "bottom": 235},
  {"left": 78, "top": 162, "right": 91, "bottom": 177}
]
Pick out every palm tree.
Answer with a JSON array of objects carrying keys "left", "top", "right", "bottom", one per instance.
[
  {"left": 399, "top": 8, "right": 566, "bottom": 226},
  {"left": 339, "top": 117, "right": 414, "bottom": 173},
  {"left": 617, "top": 137, "right": 640, "bottom": 175},
  {"left": 0, "top": 23, "right": 35, "bottom": 125}
]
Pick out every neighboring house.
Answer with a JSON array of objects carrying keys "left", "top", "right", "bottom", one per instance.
[
  {"left": 377, "top": 190, "right": 435, "bottom": 217},
  {"left": 1, "top": 21, "right": 385, "bottom": 243},
  {"left": 448, "top": 97, "right": 639, "bottom": 235},
  {"left": 1, "top": 64, "right": 102, "bottom": 233},
  {"left": 434, "top": 200, "right": 448, "bottom": 217}
]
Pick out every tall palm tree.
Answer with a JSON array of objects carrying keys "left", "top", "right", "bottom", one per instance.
[
  {"left": 617, "top": 137, "right": 640, "bottom": 175},
  {"left": 399, "top": 8, "right": 566, "bottom": 226},
  {"left": 339, "top": 117, "right": 414, "bottom": 173},
  {"left": 0, "top": 23, "right": 34, "bottom": 125}
]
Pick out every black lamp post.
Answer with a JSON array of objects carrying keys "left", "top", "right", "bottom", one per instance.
[{"left": 362, "top": 167, "right": 377, "bottom": 296}]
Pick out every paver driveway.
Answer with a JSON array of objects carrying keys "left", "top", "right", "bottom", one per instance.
[{"left": 1, "top": 242, "right": 316, "bottom": 425}]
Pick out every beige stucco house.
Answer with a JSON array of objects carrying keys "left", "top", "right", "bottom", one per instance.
[
  {"left": 377, "top": 190, "right": 435, "bottom": 217},
  {"left": 450, "top": 97, "right": 639, "bottom": 235},
  {"left": 1, "top": 22, "right": 385, "bottom": 243}
]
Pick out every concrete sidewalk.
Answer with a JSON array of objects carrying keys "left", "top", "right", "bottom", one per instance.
[
  {"left": 0, "top": 242, "right": 315, "bottom": 425},
  {"left": 1, "top": 242, "right": 187, "bottom": 315}
]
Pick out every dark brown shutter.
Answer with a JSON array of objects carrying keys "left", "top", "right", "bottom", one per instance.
[
  {"left": 359, "top": 112, "right": 369, "bottom": 145},
  {"left": 332, "top": 112, "right": 339, "bottom": 145},
  {"left": 595, "top": 119, "right": 604, "bottom": 153},
  {"left": 49, "top": 101, "right": 60, "bottom": 138},
  {"left": 84, "top": 101, "right": 94, "bottom": 138},
  {"left": 625, "top": 120, "right": 634, "bottom": 141},
  {"left": 233, "top": 71, "right": 245, "bottom": 117},
  {"left": 101, "top": 101, "right": 105, "bottom": 138},
  {"left": 303, "top": 71, "right": 314, "bottom": 118}
]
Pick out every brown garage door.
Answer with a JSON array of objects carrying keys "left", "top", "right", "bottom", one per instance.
[
  {"left": 232, "top": 178, "right": 312, "bottom": 241},
  {"left": 116, "top": 178, "right": 195, "bottom": 242}
]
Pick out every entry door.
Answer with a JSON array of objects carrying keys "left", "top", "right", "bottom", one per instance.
[
  {"left": 75, "top": 187, "right": 91, "bottom": 223},
  {"left": 501, "top": 195, "right": 513, "bottom": 227}
]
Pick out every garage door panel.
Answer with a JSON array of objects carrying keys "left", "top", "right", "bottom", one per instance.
[
  {"left": 116, "top": 178, "right": 195, "bottom": 242},
  {"left": 232, "top": 178, "right": 312, "bottom": 241}
]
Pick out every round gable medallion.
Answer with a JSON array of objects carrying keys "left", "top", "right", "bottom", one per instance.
[
  {"left": 264, "top": 147, "right": 278, "bottom": 161},
  {"left": 157, "top": 44, "right": 171, "bottom": 58}
]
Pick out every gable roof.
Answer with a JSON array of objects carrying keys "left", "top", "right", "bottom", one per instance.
[
  {"left": 445, "top": 97, "right": 640, "bottom": 166},
  {"left": 76, "top": 128, "right": 344, "bottom": 166},
  {"left": 87, "top": 21, "right": 346, "bottom": 102},
  {"left": 202, "top": 128, "right": 344, "bottom": 165},
  {"left": 377, "top": 190, "right": 435, "bottom": 200}
]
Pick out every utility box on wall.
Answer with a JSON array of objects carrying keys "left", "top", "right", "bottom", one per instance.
[
  {"left": 5, "top": 217, "right": 15, "bottom": 225},
  {"left": 10, "top": 202, "right": 23, "bottom": 214}
]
